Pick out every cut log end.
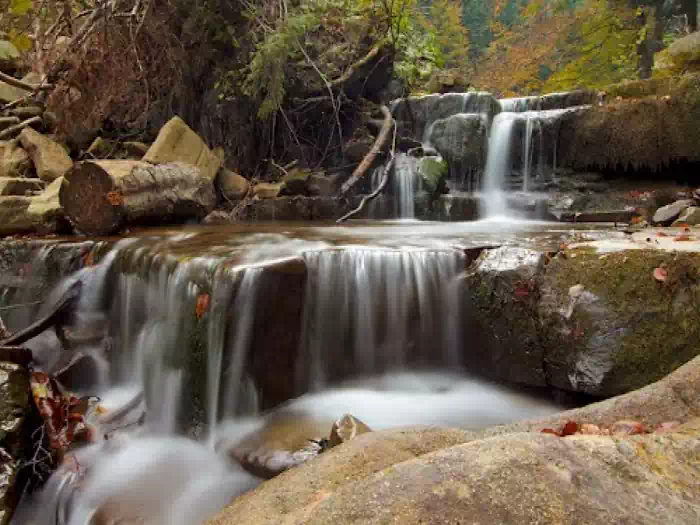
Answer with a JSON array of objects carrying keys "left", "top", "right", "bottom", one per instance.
[{"left": 60, "top": 161, "right": 124, "bottom": 235}]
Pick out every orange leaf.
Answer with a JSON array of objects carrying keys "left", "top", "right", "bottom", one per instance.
[
  {"left": 106, "top": 191, "right": 123, "bottom": 206},
  {"left": 652, "top": 267, "right": 667, "bottom": 282},
  {"left": 674, "top": 234, "right": 693, "bottom": 242},
  {"left": 675, "top": 223, "right": 690, "bottom": 229},
  {"left": 195, "top": 294, "right": 210, "bottom": 319},
  {"left": 561, "top": 420, "right": 579, "bottom": 437},
  {"left": 656, "top": 231, "right": 669, "bottom": 237},
  {"left": 540, "top": 428, "right": 560, "bottom": 436}
]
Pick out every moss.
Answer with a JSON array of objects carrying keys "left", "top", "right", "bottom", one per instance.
[
  {"left": 419, "top": 157, "right": 448, "bottom": 195},
  {"left": 548, "top": 249, "right": 700, "bottom": 392}
]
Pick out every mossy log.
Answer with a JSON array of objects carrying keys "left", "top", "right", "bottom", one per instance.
[{"left": 59, "top": 160, "right": 216, "bottom": 235}]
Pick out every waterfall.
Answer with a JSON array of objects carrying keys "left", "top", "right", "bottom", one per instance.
[
  {"left": 297, "top": 248, "right": 464, "bottom": 392},
  {"left": 481, "top": 113, "right": 517, "bottom": 218}
]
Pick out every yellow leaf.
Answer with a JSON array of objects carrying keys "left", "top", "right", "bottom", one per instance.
[
  {"left": 10, "top": 0, "right": 32, "bottom": 16},
  {"left": 10, "top": 33, "right": 32, "bottom": 53}
]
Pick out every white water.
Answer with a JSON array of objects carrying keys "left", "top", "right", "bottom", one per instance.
[{"left": 481, "top": 113, "right": 517, "bottom": 219}]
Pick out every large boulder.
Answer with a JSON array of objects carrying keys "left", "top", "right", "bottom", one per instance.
[
  {"left": 540, "top": 249, "right": 700, "bottom": 396},
  {"left": 392, "top": 91, "right": 499, "bottom": 141},
  {"left": 0, "top": 362, "right": 30, "bottom": 525},
  {"left": 429, "top": 114, "right": 487, "bottom": 188},
  {"left": 666, "top": 31, "right": 700, "bottom": 72},
  {"left": 461, "top": 247, "right": 548, "bottom": 386},
  {"left": 208, "top": 417, "right": 700, "bottom": 525},
  {"left": 0, "top": 141, "right": 30, "bottom": 177},
  {"left": 19, "top": 128, "right": 73, "bottom": 182},
  {"left": 143, "top": 116, "right": 221, "bottom": 181},
  {"left": 673, "top": 206, "right": 700, "bottom": 226},
  {"left": 652, "top": 199, "right": 695, "bottom": 225}
]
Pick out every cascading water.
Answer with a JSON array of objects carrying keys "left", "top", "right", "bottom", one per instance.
[
  {"left": 12, "top": 227, "right": 566, "bottom": 525},
  {"left": 481, "top": 113, "right": 517, "bottom": 218}
]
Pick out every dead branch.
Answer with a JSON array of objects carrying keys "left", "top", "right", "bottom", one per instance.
[
  {"left": 1, "top": 280, "right": 82, "bottom": 347},
  {"left": 0, "top": 116, "right": 42, "bottom": 140},
  {"left": 2, "top": 94, "right": 35, "bottom": 112},
  {"left": 328, "top": 40, "right": 386, "bottom": 90},
  {"left": 0, "top": 71, "right": 52, "bottom": 92},
  {"left": 337, "top": 117, "right": 396, "bottom": 223},
  {"left": 340, "top": 104, "right": 392, "bottom": 195}
]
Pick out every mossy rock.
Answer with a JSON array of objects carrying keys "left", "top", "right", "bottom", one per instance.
[
  {"left": 461, "top": 247, "right": 548, "bottom": 387},
  {"left": 540, "top": 249, "right": 700, "bottom": 396},
  {"left": 280, "top": 170, "right": 311, "bottom": 196},
  {"left": 418, "top": 157, "right": 447, "bottom": 195}
]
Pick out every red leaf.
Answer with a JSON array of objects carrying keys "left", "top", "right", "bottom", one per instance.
[
  {"left": 674, "top": 234, "right": 693, "bottom": 242},
  {"left": 541, "top": 428, "right": 560, "bottom": 436},
  {"left": 656, "top": 231, "right": 669, "bottom": 237},
  {"left": 561, "top": 420, "right": 579, "bottom": 437},
  {"left": 195, "top": 294, "right": 210, "bottom": 319},
  {"left": 652, "top": 267, "right": 667, "bottom": 282}
]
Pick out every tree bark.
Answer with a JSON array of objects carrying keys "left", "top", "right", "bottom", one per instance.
[{"left": 59, "top": 160, "right": 216, "bottom": 235}]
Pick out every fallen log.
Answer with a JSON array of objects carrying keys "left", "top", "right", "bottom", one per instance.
[
  {"left": 1, "top": 280, "right": 82, "bottom": 347},
  {"left": 59, "top": 160, "right": 216, "bottom": 235},
  {"left": 337, "top": 152, "right": 395, "bottom": 223},
  {"left": 340, "top": 105, "right": 393, "bottom": 196}
]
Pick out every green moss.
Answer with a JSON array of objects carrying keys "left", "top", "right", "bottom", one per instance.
[
  {"left": 549, "top": 249, "right": 700, "bottom": 392},
  {"left": 419, "top": 157, "right": 448, "bottom": 195}
]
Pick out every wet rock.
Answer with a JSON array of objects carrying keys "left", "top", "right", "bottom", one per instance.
[
  {"left": 202, "top": 210, "right": 233, "bottom": 225},
  {"left": 306, "top": 174, "right": 333, "bottom": 197},
  {"left": 0, "top": 141, "right": 30, "bottom": 178},
  {"left": 420, "top": 194, "right": 479, "bottom": 221},
  {"left": 328, "top": 414, "right": 372, "bottom": 448},
  {"left": 0, "top": 177, "right": 44, "bottom": 196},
  {"left": 672, "top": 206, "right": 700, "bottom": 226},
  {"left": 216, "top": 169, "right": 249, "bottom": 201},
  {"left": 251, "top": 183, "right": 283, "bottom": 200},
  {"left": 392, "top": 92, "right": 499, "bottom": 140},
  {"left": 429, "top": 114, "right": 487, "bottom": 188},
  {"left": 461, "top": 247, "right": 547, "bottom": 386},
  {"left": 417, "top": 157, "right": 448, "bottom": 195},
  {"left": 208, "top": 418, "right": 700, "bottom": 525},
  {"left": 540, "top": 249, "right": 700, "bottom": 396},
  {"left": 143, "top": 116, "right": 221, "bottom": 181},
  {"left": 0, "top": 362, "right": 30, "bottom": 525},
  {"left": 558, "top": 209, "right": 639, "bottom": 223},
  {"left": 343, "top": 138, "right": 373, "bottom": 163},
  {"left": 19, "top": 128, "right": 73, "bottom": 182},
  {"left": 652, "top": 199, "right": 695, "bottom": 226},
  {"left": 280, "top": 170, "right": 310, "bottom": 196}
]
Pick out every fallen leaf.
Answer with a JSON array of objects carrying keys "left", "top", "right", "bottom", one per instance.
[
  {"left": 653, "top": 267, "right": 668, "bottom": 282},
  {"left": 657, "top": 231, "right": 669, "bottom": 237},
  {"left": 195, "top": 293, "right": 210, "bottom": 319},
  {"left": 630, "top": 216, "right": 644, "bottom": 225},
  {"left": 541, "top": 428, "right": 560, "bottom": 436},
  {"left": 561, "top": 420, "right": 579, "bottom": 437},
  {"left": 674, "top": 235, "right": 693, "bottom": 242},
  {"left": 106, "top": 191, "right": 123, "bottom": 206}
]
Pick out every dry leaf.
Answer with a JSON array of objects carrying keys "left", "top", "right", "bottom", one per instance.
[
  {"left": 195, "top": 294, "right": 210, "bottom": 319},
  {"left": 653, "top": 267, "right": 667, "bottom": 282},
  {"left": 674, "top": 234, "right": 693, "bottom": 242},
  {"left": 106, "top": 191, "right": 123, "bottom": 206},
  {"left": 657, "top": 231, "right": 669, "bottom": 237},
  {"left": 561, "top": 420, "right": 579, "bottom": 437}
]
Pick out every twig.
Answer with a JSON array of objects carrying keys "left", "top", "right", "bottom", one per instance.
[
  {"left": 0, "top": 71, "right": 52, "bottom": 92},
  {"left": 0, "top": 116, "right": 42, "bottom": 140},
  {"left": 295, "top": 38, "right": 344, "bottom": 160}
]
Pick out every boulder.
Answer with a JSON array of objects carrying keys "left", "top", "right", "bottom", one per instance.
[
  {"left": 672, "top": 206, "right": 700, "bottom": 226},
  {"left": 0, "top": 177, "right": 66, "bottom": 236},
  {"left": 207, "top": 418, "right": 700, "bottom": 525},
  {"left": 217, "top": 169, "right": 249, "bottom": 201},
  {"left": 540, "top": 249, "right": 700, "bottom": 396},
  {"left": 417, "top": 156, "right": 448, "bottom": 195},
  {"left": 0, "top": 177, "right": 44, "bottom": 196},
  {"left": 666, "top": 31, "right": 700, "bottom": 71},
  {"left": 252, "top": 183, "right": 283, "bottom": 200},
  {"left": 652, "top": 199, "right": 695, "bottom": 225},
  {"left": 392, "top": 91, "right": 499, "bottom": 141},
  {"left": 280, "top": 170, "right": 311, "bottom": 196},
  {"left": 0, "top": 141, "right": 30, "bottom": 177},
  {"left": 19, "top": 128, "right": 72, "bottom": 182},
  {"left": 143, "top": 116, "right": 221, "bottom": 181},
  {"left": 0, "top": 362, "right": 30, "bottom": 525},
  {"left": 0, "top": 40, "right": 21, "bottom": 72},
  {"left": 429, "top": 114, "right": 487, "bottom": 189},
  {"left": 461, "top": 247, "right": 548, "bottom": 386},
  {"left": 307, "top": 174, "right": 333, "bottom": 197}
]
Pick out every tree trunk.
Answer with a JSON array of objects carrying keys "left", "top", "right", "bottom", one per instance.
[
  {"left": 59, "top": 160, "right": 216, "bottom": 235},
  {"left": 636, "top": 0, "right": 666, "bottom": 79},
  {"left": 682, "top": 0, "right": 698, "bottom": 32}
]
